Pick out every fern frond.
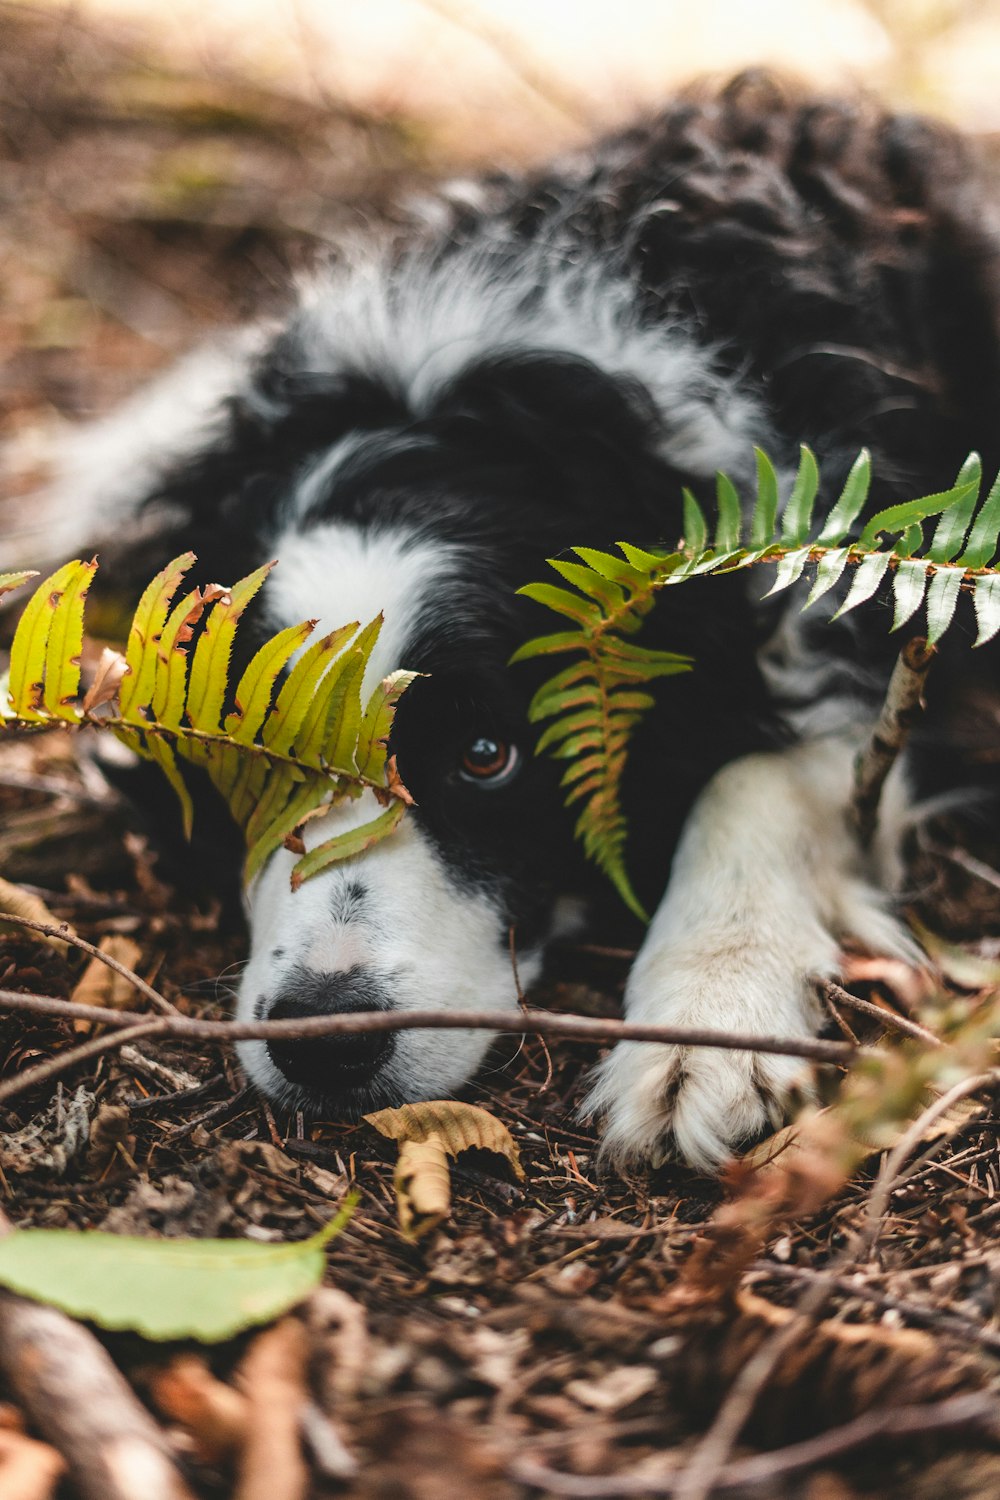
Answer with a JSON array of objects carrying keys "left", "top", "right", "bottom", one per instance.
[
  {"left": 514, "top": 549, "right": 692, "bottom": 920},
  {"left": 2, "top": 556, "right": 415, "bottom": 889},
  {"left": 516, "top": 447, "right": 1000, "bottom": 914}
]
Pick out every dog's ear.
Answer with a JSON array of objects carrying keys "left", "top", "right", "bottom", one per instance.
[
  {"left": 435, "top": 351, "right": 662, "bottom": 467},
  {"left": 428, "top": 351, "right": 673, "bottom": 530}
]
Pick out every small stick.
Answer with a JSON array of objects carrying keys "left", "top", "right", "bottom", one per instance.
[
  {"left": 509, "top": 1390, "right": 999, "bottom": 1497},
  {"left": 0, "top": 913, "right": 180, "bottom": 1015},
  {"left": 850, "top": 635, "right": 935, "bottom": 847},
  {"left": 234, "top": 1320, "right": 309, "bottom": 1500},
  {"left": 0, "top": 988, "right": 863, "bottom": 1110},
  {"left": 0, "top": 1020, "right": 169, "bottom": 1104},
  {"left": 823, "top": 980, "right": 944, "bottom": 1048}
]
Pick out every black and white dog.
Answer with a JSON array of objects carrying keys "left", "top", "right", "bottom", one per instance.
[{"left": 33, "top": 75, "right": 1000, "bottom": 1170}]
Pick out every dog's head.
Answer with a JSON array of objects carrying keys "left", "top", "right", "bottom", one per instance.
[{"left": 233, "top": 344, "right": 679, "bottom": 1114}]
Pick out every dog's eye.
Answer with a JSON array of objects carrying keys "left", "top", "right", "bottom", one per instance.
[{"left": 459, "top": 737, "right": 519, "bottom": 785}]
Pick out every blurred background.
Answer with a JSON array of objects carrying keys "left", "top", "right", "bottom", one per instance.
[{"left": 3, "top": 0, "right": 1000, "bottom": 513}]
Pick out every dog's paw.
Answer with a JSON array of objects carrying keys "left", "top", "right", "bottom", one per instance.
[{"left": 583, "top": 1032, "right": 812, "bottom": 1174}]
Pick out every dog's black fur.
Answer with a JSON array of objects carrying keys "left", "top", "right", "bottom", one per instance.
[{"left": 42, "top": 75, "right": 1000, "bottom": 1167}]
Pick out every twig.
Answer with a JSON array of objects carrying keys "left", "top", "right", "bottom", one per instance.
[
  {"left": 0, "top": 913, "right": 180, "bottom": 1015},
  {"left": 850, "top": 635, "right": 935, "bottom": 847},
  {"left": 0, "top": 1020, "right": 169, "bottom": 1104},
  {"left": 234, "top": 1319, "right": 308, "bottom": 1500},
  {"left": 823, "top": 980, "right": 944, "bottom": 1047},
  {"left": 508, "top": 1390, "right": 999, "bottom": 1496},
  {"left": 0, "top": 988, "right": 863, "bottom": 1108},
  {"left": 861, "top": 1068, "right": 1000, "bottom": 1251},
  {"left": 747, "top": 1260, "right": 1000, "bottom": 1355},
  {"left": 510, "top": 925, "right": 552, "bottom": 1090}
]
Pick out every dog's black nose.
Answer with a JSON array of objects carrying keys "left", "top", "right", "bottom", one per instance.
[{"left": 265, "top": 966, "right": 395, "bottom": 1091}]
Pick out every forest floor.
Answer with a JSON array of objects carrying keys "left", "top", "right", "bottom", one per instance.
[{"left": 4, "top": 6, "right": 1000, "bottom": 1497}]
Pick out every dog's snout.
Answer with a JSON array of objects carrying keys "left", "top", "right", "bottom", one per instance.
[{"left": 265, "top": 966, "right": 395, "bottom": 1092}]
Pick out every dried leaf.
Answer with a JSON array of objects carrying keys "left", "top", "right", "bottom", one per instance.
[
  {"left": 365, "top": 1101, "right": 525, "bottom": 1238},
  {"left": 0, "top": 878, "right": 75, "bottom": 953},
  {"left": 395, "top": 1138, "right": 453, "bottom": 1239},
  {"left": 69, "top": 935, "right": 144, "bottom": 1032},
  {"left": 81, "top": 646, "right": 128, "bottom": 713}
]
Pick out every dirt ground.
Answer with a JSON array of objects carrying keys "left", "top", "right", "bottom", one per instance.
[{"left": 4, "top": 6, "right": 1000, "bottom": 1498}]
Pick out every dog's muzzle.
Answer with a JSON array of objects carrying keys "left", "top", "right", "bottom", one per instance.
[{"left": 263, "top": 964, "right": 396, "bottom": 1096}]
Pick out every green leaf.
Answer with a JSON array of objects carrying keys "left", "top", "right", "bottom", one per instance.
[
  {"left": 548, "top": 558, "right": 625, "bottom": 613},
  {"left": 973, "top": 574, "right": 1000, "bottom": 647},
  {"left": 957, "top": 467, "right": 1000, "bottom": 570},
  {"left": 858, "top": 480, "right": 978, "bottom": 551},
  {"left": 714, "top": 472, "right": 742, "bottom": 551},
  {"left": 41, "top": 560, "right": 96, "bottom": 721},
  {"left": 831, "top": 551, "right": 891, "bottom": 619},
  {"left": 762, "top": 546, "right": 812, "bottom": 598},
  {"left": 8, "top": 561, "right": 83, "bottom": 720},
  {"left": 750, "top": 448, "right": 780, "bottom": 549},
  {"left": 187, "top": 563, "right": 273, "bottom": 733},
  {"left": 517, "top": 582, "right": 602, "bottom": 625},
  {"left": 816, "top": 448, "right": 871, "bottom": 545},
  {"left": 780, "top": 446, "right": 819, "bottom": 544},
  {"left": 928, "top": 453, "right": 981, "bottom": 563},
  {"left": 224, "top": 619, "right": 315, "bottom": 744},
  {"left": 571, "top": 547, "right": 649, "bottom": 590},
  {"left": 119, "top": 553, "right": 195, "bottom": 720},
  {"left": 617, "top": 542, "right": 680, "bottom": 574},
  {"left": 308, "top": 617, "right": 381, "bottom": 770},
  {"left": 0, "top": 570, "right": 38, "bottom": 600},
  {"left": 802, "top": 547, "right": 851, "bottom": 609},
  {"left": 150, "top": 584, "right": 211, "bottom": 730},
  {"left": 509, "top": 631, "right": 588, "bottom": 663},
  {"left": 925, "top": 567, "right": 964, "bottom": 646},
  {"left": 291, "top": 799, "right": 406, "bottom": 889},
  {"left": 682, "top": 489, "right": 708, "bottom": 554},
  {"left": 356, "top": 668, "right": 419, "bottom": 782},
  {"left": 263, "top": 622, "right": 359, "bottom": 754},
  {"left": 890, "top": 559, "right": 931, "bottom": 632},
  {"left": 0, "top": 1198, "right": 354, "bottom": 1343}
]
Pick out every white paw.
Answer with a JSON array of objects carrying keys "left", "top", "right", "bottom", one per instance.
[
  {"left": 582, "top": 944, "right": 828, "bottom": 1174},
  {"left": 584, "top": 1027, "right": 814, "bottom": 1175}
]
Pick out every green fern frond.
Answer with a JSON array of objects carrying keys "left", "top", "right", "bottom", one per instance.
[
  {"left": 517, "top": 447, "right": 1000, "bottom": 915},
  {"left": 513, "top": 549, "right": 693, "bottom": 920},
  {"left": 1, "top": 555, "right": 416, "bottom": 888}
]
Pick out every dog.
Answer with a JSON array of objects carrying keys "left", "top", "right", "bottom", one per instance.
[{"left": 28, "top": 74, "right": 1000, "bottom": 1170}]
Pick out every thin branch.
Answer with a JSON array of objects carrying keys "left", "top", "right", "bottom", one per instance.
[
  {"left": 747, "top": 1260, "right": 1000, "bottom": 1355},
  {"left": 861, "top": 1067, "right": 1000, "bottom": 1251},
  {"left": 0, "top": 1019, "right": 168, "bottom": 1104},
  {"left": 508, "top": 1390, "right": 999, "bottom": 1497},
  {"left": 823, "top": 979, "right": 944, "bottom": 1048},
  {"left": 0, "top": 988, "right": 862, "bottom": 1107},
  {"left": 0, "top": 988, "right": 860, "bottom": 1055},
  {"left": 850, "top": 635, "right": 935, "bottom": 847},
  {"left": 0, "top": 913, "right": 180, "bottom": 1015}
]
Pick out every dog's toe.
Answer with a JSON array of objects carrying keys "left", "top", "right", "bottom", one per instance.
[{"left": 584, "top": 1038, "right": 813, "bottom": 1175}]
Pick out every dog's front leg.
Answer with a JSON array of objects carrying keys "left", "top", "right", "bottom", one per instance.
[{"left": 585, "top": 735, "right": 918, "bottom": 1172}]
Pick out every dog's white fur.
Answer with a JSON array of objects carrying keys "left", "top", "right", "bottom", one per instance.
[{"left": 586, "top": 737, "right": 917, "bottom": 1171}]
